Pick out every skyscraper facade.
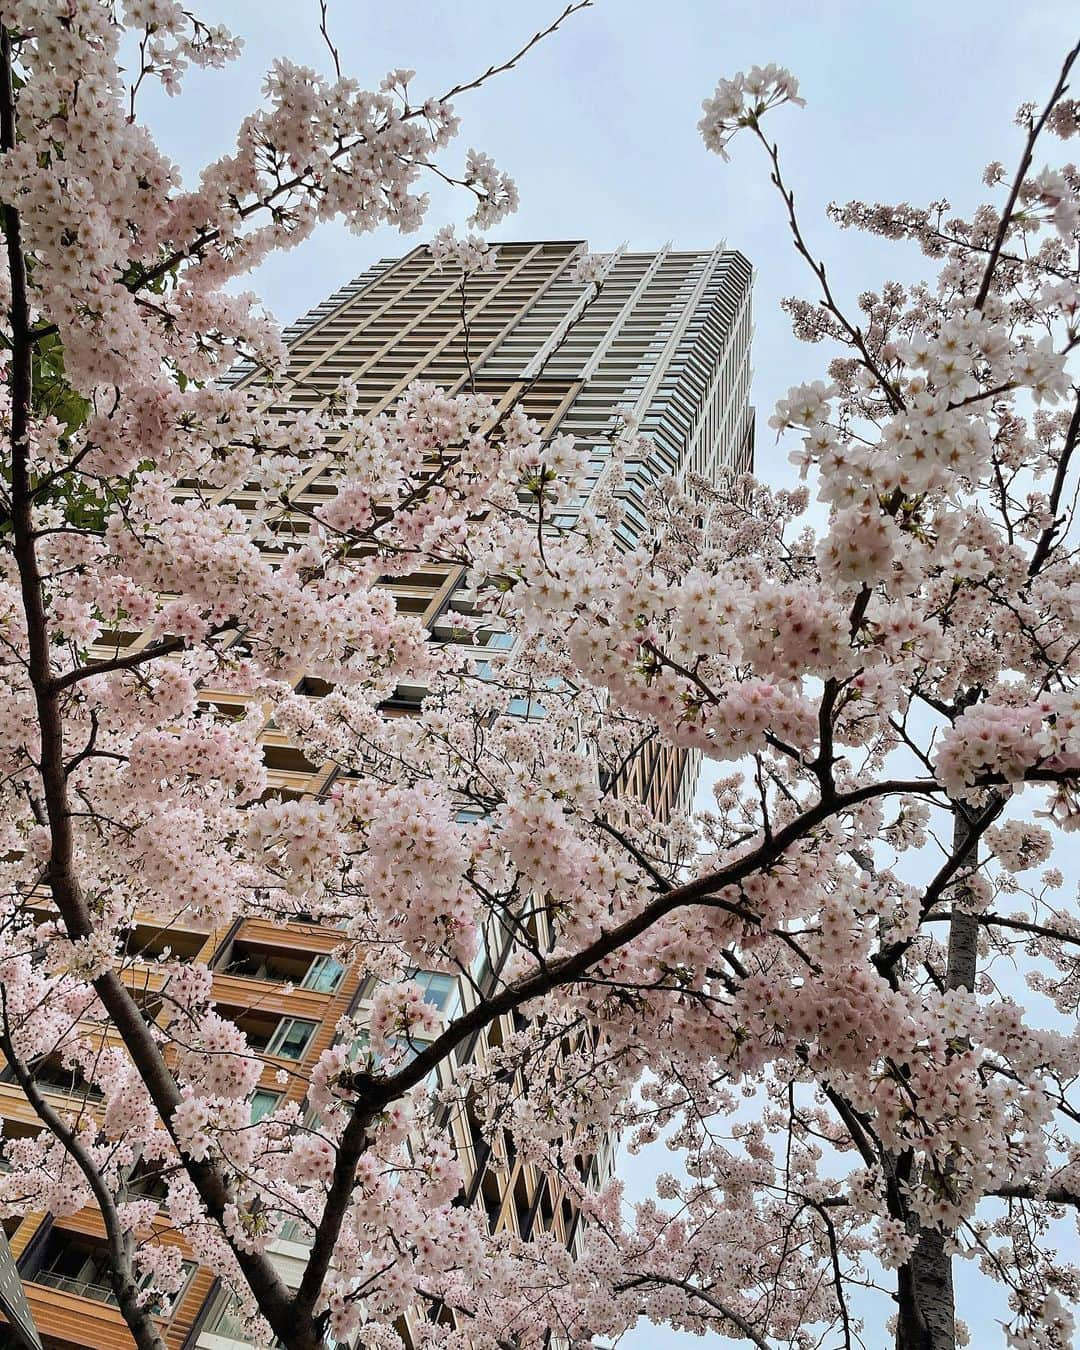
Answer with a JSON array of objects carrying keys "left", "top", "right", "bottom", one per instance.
[{"left": 0, "top": 240, "right": 752, "bottom": 1350}]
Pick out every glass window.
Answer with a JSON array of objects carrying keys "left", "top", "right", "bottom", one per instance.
[
  {"left": 410, "top": 971, "right": 458, "bottom": 1014},
  {"left": 508, "top": 696, "right": 545, "bottom": 719},
  {"left": 345, "top": 1030, "right": 369, "bottom": 1066},
  {"left": 470, "top": 938, "right": 494, "bottom": 993},
  {"left": 205, "top": 1288, "right": 335, "bottom": 1347},
  {"left": 125, "top": 1157, "right": 169, "bottom": 1203},
  {"left": 385, "top": 1034, "right": 434, "bottom": 1069},
  {"left": 300, "top": 954, "right": 345, "bottom": 994},
  {"left": 348, "top": 1029, "right": 433, "bottom": 1071},
  {"left": 38, "top": 1240, "right": 194, "bottom": 1313},
  {"left": 277, "top": 1216, "right": 312, "bottom": 1247},
  {"left": 139, "top": 1260, "right": 196, "bottom": 1317},
  {"left": 249, "top": 1088, "right": 282, "bottom": 1123},
  {"left": 265, "top": 1018, "right": 318, "bottom": 1061},
  {"left": 205, "top": 1291, "right": 285, "bottom": 1347}
]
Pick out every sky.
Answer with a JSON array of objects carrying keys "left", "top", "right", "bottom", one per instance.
[{"left": 141, "top": 4, "right": 1080, "bottom": 1345}]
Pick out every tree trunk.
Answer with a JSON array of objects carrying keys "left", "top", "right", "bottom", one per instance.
[
  {"left": 899, "top": 1228, "right": 956, "bottom": 1350},
  {"left": 895, "top": 806, "right": 978, "bottom": 1350}
]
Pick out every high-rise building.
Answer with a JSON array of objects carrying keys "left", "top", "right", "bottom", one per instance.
[{"left": 0, "top": 241, "right": 752, "bottom": 1350}]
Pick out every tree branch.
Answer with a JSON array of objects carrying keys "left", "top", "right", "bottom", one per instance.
[
  {"left": 1, "top": 25, "right": 311, "bottom": 1350},
  {"left": 0, "top": 991, "right": 168, "bottom": 1350},
  {"left": 973, "top": 38, "right": 1080, "bottom": 311},
  {"left": 616, "top": 1274, "right": 773, "bottom": 1350},
  {"left": 49, "top": 625, "right": 236, "bottom": 694}
]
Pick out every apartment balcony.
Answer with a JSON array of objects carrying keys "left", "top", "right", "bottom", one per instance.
[
  {"left": 210, "top": 974, "right": 339, "bottom": 1025},
  {"left": 1, "top": 1225, "right": 203, "bottom": 1350},
  {"left": 209, "top": 941, "right": 349, "bottom": 1051},
  {"left": 9, "top": 1280, "right": 143, "bottom": 1350}
]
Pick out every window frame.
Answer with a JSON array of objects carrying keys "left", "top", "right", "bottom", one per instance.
[
  {"left": 265, "top": 1017, "right": 318, "bottom": 1061},
  {"left": 299, "top": 953, "right": 345, "bottom": 994}
]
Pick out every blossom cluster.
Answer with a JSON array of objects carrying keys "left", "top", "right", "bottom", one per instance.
[{"left": 698, "top": 63, "right": 805, "bottom": 160}]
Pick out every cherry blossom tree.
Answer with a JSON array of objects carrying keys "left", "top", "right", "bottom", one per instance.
[{"left": 1, "top": 4, "right": 1080, "bottom": 1350}]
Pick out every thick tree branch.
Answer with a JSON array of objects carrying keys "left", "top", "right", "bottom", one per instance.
[
  {"left": 874, "top": 796, "right": 1003, "bottom": 979},
  {"left": 48, "top": 625, "right": 236, "bottom": 694},
  {"left": 989, "top": 1183, "right": 1080, "bottom": 1207},
  {"left": 299, "top": 776, "right": 940, "bottom": 1305},
  {"left": 616, "top": 1274, "right": 773, "bottom": 1350}
]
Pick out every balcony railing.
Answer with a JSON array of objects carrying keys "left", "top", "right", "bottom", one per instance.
[
  {"left": 36, "top": 1270, "right": 120, "bottom": 1305},
  {"left": 35, "top": 1260, "right": 192, "bottom": 1316}
]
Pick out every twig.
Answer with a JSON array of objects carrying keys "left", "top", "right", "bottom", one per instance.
[
  {"left": 974, "top": 38, "right": 1080, "bottom": 311},
  {"left": 316, "top": 0, "right": 342, "bottom": 80},
  {"left": 439, "top": 1, "right": 592, "bottom": 103}
]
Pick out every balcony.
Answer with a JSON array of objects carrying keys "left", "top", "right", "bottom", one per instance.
[
  {"left": 36, "top": 1269, "right": 121, "bottom": 1305},
  {"left": 227, "top": 1011, "right": 320, "bottom": 1064},
  {"left": 8, "top": 1282, "right": 139, "bottom": 1350},
  {"left": 9, "top": 1054, "right": 103, "bottom": 1104},
  {"left": 30, "top": 1231, "right": 194, "bottom": 1313},
  {"left": 6, "top": 1229, "right": 196, "bottom": 1350},
  {"left": 218, "top": 943, "right": 344, "bottom": 994}
]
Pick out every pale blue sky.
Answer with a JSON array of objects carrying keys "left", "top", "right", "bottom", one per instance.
[{"left": 144, "top": 4, "right": 1079, "bottom": 1345}]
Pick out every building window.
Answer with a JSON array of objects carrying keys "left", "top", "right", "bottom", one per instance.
[
  {"left": 507, "top": 696, "right": 545, "bottom": 720},
  {"left": 202, "top": 1289, "right": 334, "bottom": 1347},
  {"left": 299, "top": 954, "right": 345, "bottom": 994},
  {"left": 348, "top": 1029, "right": 434, "bottom": 1072},
  {"left": 249, "top": 1089, "right": 283, "bottom": 1123},
  {"left": 225, "top": 941, "right": 341, "bottom": 988},
  {"left": 264, "top": 1018, "right": 318, "bottom": 1061},
  {"left": 124, "top": 1156, "right": 171, "bottom": 1204},
  {"left": 203, "top": 1289, "right": 285, "bottom": 1347},
  {"left": 410, "top": 971, "right": 458, "bottom": 1014},
  {"left": 17, "top": 1054, "right": 103, "bottom": 1102},
  {"left": 276, "top": 1216, "right": 312, "bottom": 1248}
]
